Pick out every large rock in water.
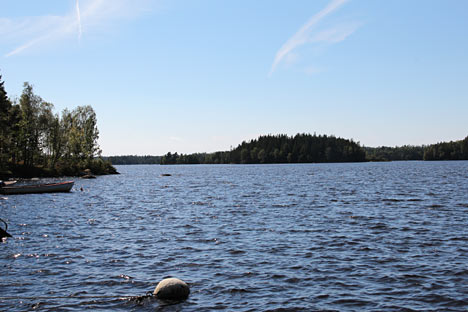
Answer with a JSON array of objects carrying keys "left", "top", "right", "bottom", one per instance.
[{"left": 153, "top": 278, "right": 190, "bottom": 301}]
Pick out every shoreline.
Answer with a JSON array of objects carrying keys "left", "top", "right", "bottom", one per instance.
[{"left": 0, "top": 161, "right": 119, "bottom": 180}]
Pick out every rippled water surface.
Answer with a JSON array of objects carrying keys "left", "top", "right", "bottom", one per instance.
[{"left": 1, "top": 162, "right": 467, "bottom": 311}]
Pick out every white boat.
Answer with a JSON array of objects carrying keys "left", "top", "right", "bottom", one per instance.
[{"left": 0, "top": 181, "right": 74, "bottom": 195}]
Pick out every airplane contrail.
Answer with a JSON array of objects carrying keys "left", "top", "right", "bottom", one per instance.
[
  {"left": 269, "top": 0, "right": 349, "bottom": 76},
  {"left": 76, "top": 0, "right": 82, "bottom": 41}
]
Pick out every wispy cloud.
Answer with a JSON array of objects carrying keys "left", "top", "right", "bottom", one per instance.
[
  {"left": 4, "top": 14, "right": 76, "bottom": 57},
  {"left": 76, "top": 0, "right": 82, "bottom": 41},
  {"left": 269, "top": 0, "right": 358, "bottom": 76},
  {"left": 2, "top": 0, "right": 155, "bottom": 57},
  {"left": 311, "top": 22, "right": 360, "bottom": 44}
]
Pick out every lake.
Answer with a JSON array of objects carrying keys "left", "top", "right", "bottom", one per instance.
[{"left": 1, "top": 161, "right": 467, "bottom": 311}]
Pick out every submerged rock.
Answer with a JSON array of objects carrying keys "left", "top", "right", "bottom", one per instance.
[
  {"left": 153, "top": 278, "right": 189, "bottom": 301},
  {"left": 81, "top": 169, "right": 96, "bottom": 179}
]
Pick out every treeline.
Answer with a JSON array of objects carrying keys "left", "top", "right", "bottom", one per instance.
[
  {"left": 110, "top": 134, "right": 468, "bottom": 165},
  {"left": 160, "top": 134, "right": 367, "bottom": 164},
  {"left": 365, "top": 137, "right": 468, "bottom": 161},
  {"left": 104, "top": 155, "right": 161, "bottom": 165},
  {"left": 423, "top": 137, "right": 468, "bottom": 160},
  {"left": 160, "top": 152, "right": 207, "bottom": 165},
  {"left": 365, "top": 145, "right": 425, "bottom": 161},
  {"left": 0, "top": 73, "right": 117, "bottom": 178}
]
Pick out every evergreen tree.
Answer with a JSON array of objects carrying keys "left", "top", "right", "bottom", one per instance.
[{"left": 0, "top": 73, "right": 12, "bottom": 169}]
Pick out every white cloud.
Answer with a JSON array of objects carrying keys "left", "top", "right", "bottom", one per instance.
[
  {"left": 269, "top": 0, "right": 359, "bottom": 76},
  {"left": 2, "top": 0, "right": 155, "bottom": 57},
  {"left": 4, "top": 15, "right": 76, "bottom": 57},
  {"left": 76, "top": 0, "right": 82, "bottom": 41}
]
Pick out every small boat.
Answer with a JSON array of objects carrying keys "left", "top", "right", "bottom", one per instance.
[{"left": 0, "top": 181, "right": 74, "bottom": 195}]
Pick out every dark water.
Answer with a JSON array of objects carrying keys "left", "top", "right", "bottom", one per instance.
[{"left": 1, "top": 162, "right": 467, "bottom": 311}]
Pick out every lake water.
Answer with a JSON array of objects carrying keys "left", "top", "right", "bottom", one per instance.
[{"left": 1, "top": 162, "right": 467, "bottom": 311}]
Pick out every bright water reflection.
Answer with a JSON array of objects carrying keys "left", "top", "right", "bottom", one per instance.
[{"left": 1, "top": 161, "right": 467, "bottom": 311}]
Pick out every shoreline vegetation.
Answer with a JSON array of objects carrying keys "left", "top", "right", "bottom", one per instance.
[
  {"left": 0, "top": 74, "right": 117, "bottom": 179},
  {"left": 106, "top": 134, "right": 468, "bottom": 165}
]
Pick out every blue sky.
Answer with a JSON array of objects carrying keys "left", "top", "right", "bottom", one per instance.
[{"left": 1, "top": 0, "right": 467, "bottom": 156}]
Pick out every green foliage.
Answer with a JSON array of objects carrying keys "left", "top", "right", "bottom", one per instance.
[
  {"left": 0, "top": 73, "right": 116, "bottom": 178},
  {"left": 365, "top": 138, "right": 468, "bottom": 161},
  {"left": 423, "top": 136, "right": 468, "bottom": 160},
  {"left": 61, "top": 106, "right": 101, "bottom": 161},
  {"left": 81, "top": 158, "right": 118, "bottom": 175},
  {"left": 18, "top": 82, "right": 43, "bottom": 166},
  {"left": 160, "top": 133, "right": 367, "bottom": 165},
  {"left": 160, "top": 152, "right": 206, "bottom": 164},
  {"left": 104, "top": 155, "right": 162, "bottom": 165},
  {"left": 0, "top": 73, "right": 12, "bottom": 169},
  {"left": 365, "top": 145, "right": 425, "bottom": 161}
]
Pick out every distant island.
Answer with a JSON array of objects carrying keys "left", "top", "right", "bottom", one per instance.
[
  {"left": 0, "top": 74, "right": 117, "bottom": 179},
  {"left": 106, "top": 134, "right": 468, "bottom": 165},
  {"left": 161, "top": 133, "right": 366, "bottom": 164}
]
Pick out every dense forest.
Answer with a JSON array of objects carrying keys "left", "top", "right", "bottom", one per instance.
[
  {"left": 364, "top": 137, "right": 468, "bottom": 161},
  {"left": 108, "top": 135, "right": 468, "bottom": 165},
  {"left": 423, "top": 137, "right": 468, "bottom": 160},
  {"left": 160, "top": 134, "right": 367, "bottom": 164},
  {"left": 364, "top": 145, "right": 425, "bottom": 161},
  {"left": 0, "top": 73, "right": 117, "bottom": 178}
]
